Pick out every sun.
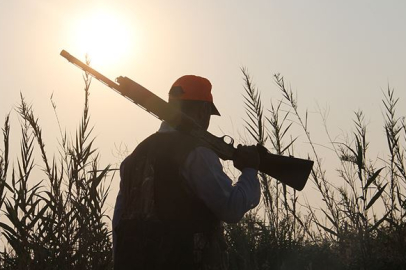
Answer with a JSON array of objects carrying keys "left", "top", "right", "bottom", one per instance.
[{"left": 72, "top": 8, "right": 133, "bottom": 68}]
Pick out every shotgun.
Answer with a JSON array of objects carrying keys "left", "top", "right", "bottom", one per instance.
[{"left": 60, "top": 50, "right": 313, "bottom": 191}]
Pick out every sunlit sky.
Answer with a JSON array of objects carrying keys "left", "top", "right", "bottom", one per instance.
[{"left": 1, "top": 0, "right": 406, "bottom": 216}]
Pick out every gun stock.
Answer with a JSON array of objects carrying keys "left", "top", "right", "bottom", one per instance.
[
  {"left": 257, "top": 145, "right": 313, "bottom": 191},
  {"left": 60, "top": 50, "right": 313, "bottom": 191}
]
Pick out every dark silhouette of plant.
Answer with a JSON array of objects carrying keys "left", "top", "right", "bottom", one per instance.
[
  {"left": 0, "top": 60, "right": 113, "bottom": 269},
  {"left": 226, "top": 69, "right": 406, "bottom": 269}
]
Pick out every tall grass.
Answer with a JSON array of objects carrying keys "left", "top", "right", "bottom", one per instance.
[
  {"left": 1, "top": 66, "right": 406, "bottom": 269},
  {"left": 225, "top": 70, "right": 406, "bottom": 269},
  {"left": 0, "top": 64, "right": 113, "bottom": 269},
  {"left": 226, "top": 69, "right": 312, "bottom": 270}
]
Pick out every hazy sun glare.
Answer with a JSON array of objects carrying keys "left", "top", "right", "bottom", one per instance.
[{"left": 71, "top": 8, "right": 133, "bottom": 68}]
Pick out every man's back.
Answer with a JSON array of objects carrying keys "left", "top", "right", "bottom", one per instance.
[{"left": 113, "top": 132, "right": 227, "bottom": 269}]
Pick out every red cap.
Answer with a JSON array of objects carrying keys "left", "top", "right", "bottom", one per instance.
[{"left": 169, "top": 75, "right": 220, "bottom": 115}]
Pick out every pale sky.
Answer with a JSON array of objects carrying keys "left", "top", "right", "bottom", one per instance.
[{"left": 1, "top": 0, "right": 405, "bottom": 215}]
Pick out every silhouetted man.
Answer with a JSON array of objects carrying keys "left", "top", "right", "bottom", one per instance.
[{"left": 113, "top": 75, "right": 260, "bottom": 270}]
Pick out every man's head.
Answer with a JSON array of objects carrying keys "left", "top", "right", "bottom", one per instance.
[{"left": 168, "top": 75, "right": 220, "bottom": 130}]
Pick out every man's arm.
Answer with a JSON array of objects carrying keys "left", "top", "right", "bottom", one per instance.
[{"left": 182, "top": 147, "right": 260, "bottom": 223}]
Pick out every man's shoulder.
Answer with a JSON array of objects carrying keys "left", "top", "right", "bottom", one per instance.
[
  {"left": 127, "top": 132, "right": 208, "bottom": 163},
  {"left": 192, "top": 146, "right": 218, "bottom": 156},
  {"left": 187, "top": 146, "right": 220, "bottom": 165},
  {"left": 150, "top": 132, "right": 204, "bottom": 150}
]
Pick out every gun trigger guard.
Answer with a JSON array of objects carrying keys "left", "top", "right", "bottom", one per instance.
[{"left": 221, "top": 135, "right": 234, "bottom": 146}]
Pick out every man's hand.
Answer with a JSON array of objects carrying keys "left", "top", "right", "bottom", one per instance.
[{"left": 233, "top": 145, "right": 260, "bottom": 171}]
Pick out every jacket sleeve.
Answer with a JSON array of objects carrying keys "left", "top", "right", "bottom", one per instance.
[{"left": 182, "top": 146, "right": 261, "bottom": 223}]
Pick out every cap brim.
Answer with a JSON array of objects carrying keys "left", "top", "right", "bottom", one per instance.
[{"left": 211, "top": 103, "right": 220, "bottom": 116}]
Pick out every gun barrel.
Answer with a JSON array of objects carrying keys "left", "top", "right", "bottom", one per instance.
[
  {"left": 60, "top": 50, "right": 210, "bottom": 133},
  {"left": 60, "top": 50, "right": 118, "bottom": 89}
]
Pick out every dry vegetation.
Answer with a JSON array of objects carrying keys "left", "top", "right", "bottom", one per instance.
[
  {"left": 0, "top": 70, "right": 113, "bottom": 269},
  {"left": 225, "top": 69, "right": 406, "bottom": 270},
  {"left": 1, "top": 68, "right": 405, "bottom": 269}
]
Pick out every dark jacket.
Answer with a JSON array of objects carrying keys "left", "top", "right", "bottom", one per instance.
[{"left": 114, "top": 132, "right": 227, "bottom": 270}]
